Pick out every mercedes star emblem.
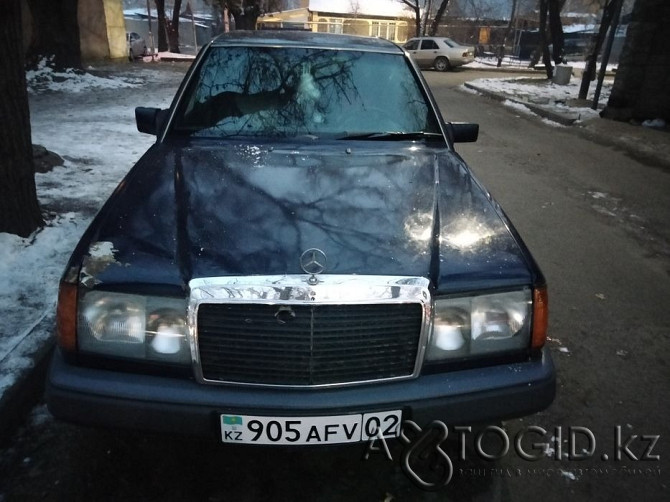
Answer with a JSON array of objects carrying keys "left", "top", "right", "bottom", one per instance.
[{"left": 300, "top": 248, "right": 327, "bottom": 281}]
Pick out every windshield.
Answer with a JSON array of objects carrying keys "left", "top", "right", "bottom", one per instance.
[{"left": 172, "top": 46, "right": 440, "bottom": 139}]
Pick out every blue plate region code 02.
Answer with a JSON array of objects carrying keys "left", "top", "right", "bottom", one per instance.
[{"left": 221, "top": 411, "right": 402, "bottom": 445}]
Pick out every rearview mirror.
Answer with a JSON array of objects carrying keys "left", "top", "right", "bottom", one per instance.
[
  {"left": 450, "top": 122, "right": 479, "bottom": 143},
  {"left": 135, "top": 107, "right": 169, "bottom": 135}
]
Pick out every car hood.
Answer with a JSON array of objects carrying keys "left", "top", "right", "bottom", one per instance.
[{"left": 73, "top": 140, "right": 535, "bottom": 293}]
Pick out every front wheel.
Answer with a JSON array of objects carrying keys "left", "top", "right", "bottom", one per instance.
[
  {"left": 128, "top": 48, "right": 134, "bottom": 61},
  {"left": 434, "top": 56, "right": 451, "bottom": 72}
]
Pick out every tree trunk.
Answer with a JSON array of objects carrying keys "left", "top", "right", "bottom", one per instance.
[
  {"left": 167, "top": 0, "right": 183, "bottom": 53},
  {"left": 429, "top": 0, "right": 450, "bottom": 36},
  {"left": 155, "top": 0, "right": 168, "bottom": 51},
  {"left": 602, "top": 0, "right": 670, "bottom": 122},
  {"left": 0, "top": 0, "right": 43, "bottom": 237},
  {"left": 579, "top": 0, "right": 617, "bottom": 100},
  {"left": 548, "top": 0, "right": 565, "bottom": 64},
  {"left": 25, "top": 0, "right": 80, "bottom": 70},
  {"left": 401, "top": 1, "right": 422, "bottom": 38},
  {"left": 536, "top": 0, "right": 554, "bottom": 78},
  {"left": 421, "top": 0, "right": 432, "bottom": 36},
  {"left": 497, "top": 0, "right": 517, "bottom": 67},
  {"left": 229, "top": 2, "right": 263, "bottom": 30}
]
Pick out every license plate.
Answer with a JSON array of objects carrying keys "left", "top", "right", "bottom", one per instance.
[{"left": 220, "top": 410, "right": 402, "bottom": 445}]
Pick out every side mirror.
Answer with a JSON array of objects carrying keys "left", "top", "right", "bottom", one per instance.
[
  {"left": 135, "top": 107, "right": 169, "bottom": 135},
  {"left": 450, "top": 122, "right": 479, "bottom": 143}
]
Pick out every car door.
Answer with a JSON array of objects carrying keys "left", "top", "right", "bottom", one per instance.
[
  {"left": 416, "top": 39, "right": 440, "bottom": 68},
  {"left": 403, "top": 39, "right": 420, "bottom": 66}
]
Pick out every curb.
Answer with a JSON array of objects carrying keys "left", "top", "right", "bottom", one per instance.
[
  {"left": 463, "top": 82, "right": 579, "bottom": 126},
  {"left": 463, "top": 65, "right": 540, "bottom": 74},
  {"left": 575, "top": 121, "right": 670, "bottom": 172},
  {"left": 159, "top": 56, "right": 196, "bottom": 63},
  {"left": 0, "top": 315, "right": 55, "bottom": 446}
]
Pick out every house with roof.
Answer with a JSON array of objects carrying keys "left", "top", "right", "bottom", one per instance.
[{"left": 258, "top": 0, "right": 412, "bottom": 44}]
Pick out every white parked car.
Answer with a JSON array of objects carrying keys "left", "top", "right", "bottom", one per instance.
[
  {"left": 126, "top": 32, "right": 147, "bottom": 60},
  {"left": 404, "top": 37, "right": 475, "bottom": 71}
]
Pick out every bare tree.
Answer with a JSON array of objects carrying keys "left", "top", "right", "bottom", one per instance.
[
  {"left": 0, "top": 0, "right": 43, "bottom": 237},
  {"left": 428, "top": 0, "right": 451, "bottom": 36},
  {"left": 167, "top": 0, "right": 184, "bottom": 52},
  {"left": 421, "top": 0, "right": 433, "bottom": 36},
  {"left": 534, "top": 0, "right": 554, "bottom": 78},
  {"left": 154, "top": 0, "right": 169, "bottom": 51},
  {"left": 400, "top": 0, "right": 423, "bottom": 37},
  {"left": 206, "top": 1, "right": 281, "bottom": 31},
  {"left": 530, "top": 0, "right": 564, "bottom": 78},
  {"left": 548, "top": 0, "right": 565, "bottom": 63},
  {"left": 578, "top": 0, "right": 621, "bottom": 99},
  {"left": 497, "top": 0, "right": 518, "bottom": 67}
]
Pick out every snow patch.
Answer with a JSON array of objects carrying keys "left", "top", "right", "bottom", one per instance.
[
  {"left": 26, "top": 57, "right": 141, "bottom": 94},
  {"left": 560, "top": 469, "right": 579, "bottom": 481},
  {"left": 1, "top": 63, "right": 181, "bottom": 404}
]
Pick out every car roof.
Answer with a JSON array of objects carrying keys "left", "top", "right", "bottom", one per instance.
[{"left": 210, "top": 30, "right": 403, "bottom": 53}]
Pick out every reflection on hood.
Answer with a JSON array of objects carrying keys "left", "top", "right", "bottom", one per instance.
[{"left": 75, "top": 140, "right": 532, "bottom": 293}]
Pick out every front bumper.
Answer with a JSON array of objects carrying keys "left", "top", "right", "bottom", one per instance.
[{"left": 46, "top": 348, "right": 555, "bottom": 438}]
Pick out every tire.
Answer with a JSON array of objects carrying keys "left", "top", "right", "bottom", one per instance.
[
  {"left": 434, "top": 56, "right": 451, "bottom": 72},
  {"left": 128, "top": 48, "right": 134, "bottom": 62}
]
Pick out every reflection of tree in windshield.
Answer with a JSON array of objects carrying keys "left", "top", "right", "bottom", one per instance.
[{"left": 174, "top": 47, "right": 433, "bottom": 138}]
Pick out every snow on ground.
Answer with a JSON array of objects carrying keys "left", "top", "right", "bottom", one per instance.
[
  {"left": 0, "top": 61, "right": 182, "bottom": 397},
  {"left": 464, "top": 70, "right": 612, "bottom": 124},
  {"left": 0, "top": 57, "right": 611, "bottom": 401},
  {"left": 26, "top": 57, "right": 143, "bottom": 94},
  {"left": 465, "top": 56, "right": 618, "bottom": 73}
]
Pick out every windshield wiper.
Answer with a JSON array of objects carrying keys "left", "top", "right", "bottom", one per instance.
[{"left": 338, "top": 131, "right": 444, "bottom": 141}]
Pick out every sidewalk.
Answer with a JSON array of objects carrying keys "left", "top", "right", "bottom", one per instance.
[
  {"left": 463, "top": 76, "right": 670, "bottom": 171},
  {"left": 1, "top": 59, "right": 669, "bottom": 446}
]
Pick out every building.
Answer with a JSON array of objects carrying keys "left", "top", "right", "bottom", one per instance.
[
  {"left": 21, "top": 0, "right": 127, "bottom": 61},
  {"left": 258, "top": 0, "right": 412, "bottom": 44}
]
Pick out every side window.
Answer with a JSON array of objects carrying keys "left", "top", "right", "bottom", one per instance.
[
  {"left": 420, "top": 40, "right": 439, "bottom": 50},
  {"left": 404, "top": 40, "right": 418, "bottom": 50}
]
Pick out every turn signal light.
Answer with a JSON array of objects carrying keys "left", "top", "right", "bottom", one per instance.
[
  {"left": 531, "top": 286, "right": 548, "bottom": 349},
  {"left": 56, "top": 281, "right": 78, "bottom": 353}
]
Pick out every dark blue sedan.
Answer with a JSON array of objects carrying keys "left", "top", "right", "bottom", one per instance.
[{"left": 47, "top": 31, "right": 554, "bottom": 445}]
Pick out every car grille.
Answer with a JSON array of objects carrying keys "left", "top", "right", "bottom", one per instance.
[{"left": 196, "top": 303, "right": 423, "bottom": 386}]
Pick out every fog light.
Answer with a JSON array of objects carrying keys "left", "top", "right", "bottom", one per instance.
[
  {"left": 151, "top": 326, "right": 182, "bottom": 354},
  {"left": 433, "top": 324, "right": 465, "bottom": 350},
  {"left": 147, "top": 308, "right": 188, "bottom": 359}
]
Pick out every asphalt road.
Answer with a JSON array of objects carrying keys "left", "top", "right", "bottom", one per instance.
[
  {"left": 0, "top": 66, "right": 668, "bottom": 501},
  {"left": 425, "top": 70, "right": 669, "bottom": 501}
]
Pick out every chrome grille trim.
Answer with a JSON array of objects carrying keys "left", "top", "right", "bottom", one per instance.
[{"left": 188, "top": 275, "right": 431, "bottom": 388}]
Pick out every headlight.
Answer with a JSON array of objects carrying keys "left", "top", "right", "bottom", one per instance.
[
  {"left": 426, "top": 289, "right": 532, "bottom": 362},
  {"left": 78, "top": 290, "right": 190, "bottom": 365}
]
